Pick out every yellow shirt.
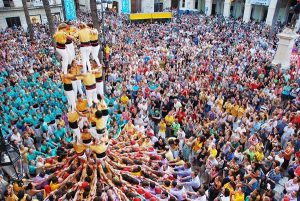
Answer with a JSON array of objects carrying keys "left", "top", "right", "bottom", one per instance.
[
  {"left": 81, "top": 131, "right": 92, "bottom": 141},
  {"left": 90, "top": 28, "right": 99, "bottom": 41},
  {"left": 97, "top": 101, "right": 108, "bottom": 112},
  {"left": 131, "top": 171, "right": 142, "bottom": 177},
  {"left": 5, "top": 194, "right": 18, "bottom": 201},
  {"left": 74, "top": 28, "right": 91, "bottom": 43},
  {"left": 66, "top": 26, "right": 77, "bottom": 36},
  {"left": 90, "top": 142, "right": 107, "bottom": 154},
  {"left": 124, "top": 124, "right": 134, "bottom": 133},
  {"left": 105, "top": 46, "right": 110, "bottom": 54},
  {"left": 93, "top": 117, "right": 105, "bottom": 130},
  {"left": 234, "top": 191, "right": 245, "bottom": 201},
  {"left": 53, "top": 30, "right": 67, "bottom": 44},
  {"left": 255, "top": 151, "right": 264, "bottom": 162},
  {"left": 165, "top": 115, "right": 174, "bottom": 126},
  {"left": 192, "top": 140, "right": 202, "bottom": 152},
  {"left": 159, "top": 122, "right": 166, "bottom": 132},
  {"left": 61, "top": 74, "right": 72, "bottom": 84},
  {"left": 223, "top": 182, "right": 234, "bottom": 194},
  {"left": 165, "top": 150, "right": 174, "bottom": 161},
  {"left": 175, "top": 160, "right": 185, "bottom": 166},
  {"left": 76, "top": 99, "right": 88, "bottom": 112},
  {"left": 50, "top": 182, "right": 60, "bottom": 191},
  {"left": 68, "top": 111, "right": 79, "bottom": 123},
  {"left": 70, "top": 65, "right": 82, "bottom": 76},
  {"left": 78, "top": 73, "right": 96, "bottom": 86},
  {"left": 120, "top": 95, "right": 129, "bottom": 105},
  {"left": 231, "top": 104, "right": 239, "bottom": 117},
  {"left": 237, "top": 107, "right": 245, "bottom": 118},
  {"left": 94, "top": 69, "right": 102, "bottom": 78},
  {"left": 223, "top": 102, "right": 232, "bottom": 113},
  {"left": 210, "top": 148, "right": 218, "bottom": 158},
  {"left": 216, "top": 98, "right": 224, "bottom": 109},
  {"left": 13, "top": 183, "right": 24, "bottom": 193}
]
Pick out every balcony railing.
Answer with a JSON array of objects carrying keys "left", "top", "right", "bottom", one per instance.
[
  {"left": 0, "top": 0, "right": 60, "bottom": 9},
  {"left": 32, "top": 0, "right": 55, "bottom": 7}
]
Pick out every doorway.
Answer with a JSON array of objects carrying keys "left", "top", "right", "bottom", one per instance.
[
  {"left": 212, "top": 4, "right": 217, "bottom": 15},
  {"left": 171, "top": 0, "right": 179, "bottom": 9},
  {"left": 113, "top": 1, "right": 118, "bottom": 13}
]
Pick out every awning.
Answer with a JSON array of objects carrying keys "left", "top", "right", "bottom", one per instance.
[
  {"left": 130, "top": 12, "right": 172, "bottom": 20},
  {"left": 130, "top": 13, "right": 152, "bottom": 20},
  {"left": 152, "top": 12, "right": 172, "bottom": 19}
]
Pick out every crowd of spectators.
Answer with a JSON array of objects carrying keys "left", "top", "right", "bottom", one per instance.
[{"left": 0, "top": 11, "right": 299, "bottom": 201}]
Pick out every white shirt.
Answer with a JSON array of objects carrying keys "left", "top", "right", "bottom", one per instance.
[
  {"left": 10, "top": 133, "right": 22, "bottom": 144},
  {"left": 220, "top": 195, "right": 230, "bottom": 201},
  {"left": 177, "top": 131, "right": 185, "bottom": 141},
  {"left": 206, "top": 158, "right": 218, "bottom": 170},
  {"left": 275, "top": 155, "right": 284, "bottom": 166},
  {"left": 283, "top": 126, "right": 295, "bottom": 137},
  {"left": 174, "top": 101, "right": 182, "bottom": 110},
  {"left": 285, "top": 179, "right": 300, "bottom": 193},
  {"left": 193, "top": 195, "right": 207, "bottom": 201}
]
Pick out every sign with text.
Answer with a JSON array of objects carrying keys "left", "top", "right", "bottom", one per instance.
[
  {"left": 64, "top": 0, "right": 76, "bottom": 20},
  {"left": 122, "top": 0, "right": 130, "bottom": 14},
  {"left": 250, "top": 0, "right": 270, "bottom": 6}
]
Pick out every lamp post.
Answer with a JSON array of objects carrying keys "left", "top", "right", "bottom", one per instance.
[{"left": 0, "top": 128, "right": 23, "bottom": 181}]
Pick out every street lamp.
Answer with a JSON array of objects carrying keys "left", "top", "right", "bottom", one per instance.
[{"left": 0, "top": 129, "right": 23, "bottom": 180}]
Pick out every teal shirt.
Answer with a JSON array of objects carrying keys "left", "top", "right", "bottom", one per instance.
[
  {"left": 54, "top": 128, "right": 66, "bottom": 139},
  {"left": 29, "top": 165, "right": 37, "bottom": 175},
  {"left": 27, "top": 150, "right": 43, "bottom": 161}
]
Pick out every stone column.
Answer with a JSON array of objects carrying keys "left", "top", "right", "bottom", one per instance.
[
  {"left": 243, "top": 0, "right": 252, "bottom": 23},
  {"left": 266, "top": 0, "right": 278, "bottom": 26},
  {"left": 205, "top": 0, "right": 213, "bottom": 15},
  {"left": 223, "top": 0, "right": 231, "bottom": 18},
  {"left": 163, "top": 0, "right": 171, "bottom": 9},
  {"left": 141, "top": 0, "right": 154, "bottom": 13},
  {"left": 272, "top": 28, "right": 299, "bottom": 70}
]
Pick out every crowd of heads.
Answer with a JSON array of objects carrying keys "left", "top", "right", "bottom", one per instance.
[{"left": 0, "top": 10, "right": 299, "bottom": 201}]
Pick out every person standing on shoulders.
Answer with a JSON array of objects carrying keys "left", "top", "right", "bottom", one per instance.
[
  {"left": 76, "top": 71, "right": 97, "bottom": 107},
  {"left": 61, "top": 71, "right": 76, "bottom": 111},
  {"left": 53, "top": 23, "right": 70, "bottom": 74},
  {"left": 65, "top": 22, "right": 77, "bottom": 64},
  {"left": 87, "top": 23, "right": 101, "bottom": 67},
  {"left": 74, "top": 23, "right": 92, "bottom": 73}
]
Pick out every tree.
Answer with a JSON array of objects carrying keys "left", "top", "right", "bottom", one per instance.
[
  {"left": 61, "top": 0, "right": 67, "bottom": 21},
  {"left": 21, "top": 0, "right": 34, "bottom": 40},
  {"left": 90, "top": 0, "right": 100, "bottom": 31},
  {"left": 42, "top": 0, "right": 55, "bottom": 42}
]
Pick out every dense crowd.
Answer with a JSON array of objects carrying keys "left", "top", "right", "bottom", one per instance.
[{"left": 0, "top": 11, "right": 299, "bottom": 201}]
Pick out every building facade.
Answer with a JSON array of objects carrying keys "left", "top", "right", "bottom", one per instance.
[
  {"left": 103, "top": 0, "right": 294, "bottom": 26},
  {"left": 179, "top": 0, "right": 295, "bottom": 25},
  {"left": 0, "top": 0, "right": 63, "bottom": 30}
]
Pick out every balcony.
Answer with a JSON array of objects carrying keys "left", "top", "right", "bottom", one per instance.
[
  {"left": 32, "top": 0, "right": 55, "bottom": 7},
  {"left": 0, "top": 0, "right": 61, "bottom": 10}
]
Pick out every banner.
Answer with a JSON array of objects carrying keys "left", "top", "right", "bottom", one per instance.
[
  {"left": 64, "top": 0, "right": 76, "bottom": 20},
  {"left": 122, "top": 0, "right": 130, "bottom": 14},
  {"left": 250, "top": 0, "right": 270, "bottom": 6}
]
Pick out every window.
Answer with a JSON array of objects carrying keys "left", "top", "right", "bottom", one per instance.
[
  {"left": 195, "top": 0, "right": 198, "bottom": 9},
  {"left": 182, "top": 0, "right": 185, "bottom": 7},
  {"left": 154, "top": 0, "right": 163, "bottom": 12},
  {"left": 6, "top": 17, "right": 21, "bottom": 28},
  {"left": 3, "top": 0, "right": 14, "bottom": 7}
]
